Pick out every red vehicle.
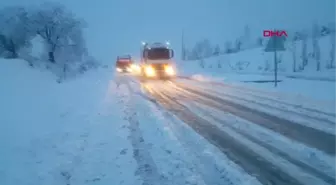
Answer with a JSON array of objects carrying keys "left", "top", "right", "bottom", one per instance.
[{"left": 115, "top": 55, "right": 133, "bottom": 73}]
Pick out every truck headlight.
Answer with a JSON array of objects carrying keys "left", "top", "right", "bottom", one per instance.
[
  {"left": 145, "top": 66, "right": 156, "bottom": 77},
  {"left": 116, "top": 68, "right": 122, "bottom": 72},
  {"left": 165, "top": 65, "right": 175, "bottom": 75}
]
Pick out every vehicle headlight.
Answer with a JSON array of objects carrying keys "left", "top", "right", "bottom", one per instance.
[
  {"left": 145, "top": 66, "right": 156, "bottom": 76},
  {"left": 165, "top": 65, "right": 175, "bottom": 75},
  {"left": 116, "top": 68, "right": 122, "bottom": 72},
  {"left": 131, "top": 64, "right": 140, "bottom": 72}
]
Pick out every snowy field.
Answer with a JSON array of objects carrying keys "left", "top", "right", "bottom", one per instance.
[{"left": 178, "top": 35, "right": 335, "bottom": 102}]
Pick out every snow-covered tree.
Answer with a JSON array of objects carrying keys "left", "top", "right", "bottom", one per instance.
[
  {"left": 300, "top": 31, "right": 308, "bottom": 70},
  {"left": 184, "top": 48, "right": 192, "bottom": 60},
  {"left": 217, "top": 59, "right": 222, "bottom": 68},
  {"left": 224, "top": 41, "right": 232, "bottom": 53},
  {"left": 256, "top": 37, "right": 263, "bottom": 47},
  {"left": 242, "top": 25, "right": 251, "bottom": 49},
  {"left": 32, "top": 2, "right": 86, "bottom": 63},
  {"left": 292, "top": 32, "right": 301, "bottom": 42},
  {"left": 0, "top": 6, "right": 33, "bottom": 58},
  {"left": 320, "top": 26, "right": 329, "bottom": 36},
  {"left": 199, "top": 58, "right": 205, "bottom": 68},
  {"left": 201, "top": 39, "right": 213, "bottom": 58},
  {"left": 292, "top": 41, "right": 297, "bottom": 72},
  {"left": 191, "top": 39, "right": 213, "bottom": 59},
  {"left": 327, "top": 22, "right": 335, "bottom": 69},
  {"left": 234, "top": 39, "right": 242, "bottom": 52},
  {"left": 312, "top": 23, "right": 321, "bottom": 71},
  {"left": 213, "top": 44, "right": 220, "bottom": 56}
]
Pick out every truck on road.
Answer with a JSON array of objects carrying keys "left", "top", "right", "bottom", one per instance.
[{"left": 140, "top": 42, "right": 176, "bottom": 80}]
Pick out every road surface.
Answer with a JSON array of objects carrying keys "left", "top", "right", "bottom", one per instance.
[{"left": 137, "top": 77, "right": 335, "bottom": 185}]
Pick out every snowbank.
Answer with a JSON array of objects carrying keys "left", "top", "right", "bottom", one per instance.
[{"left": 0, "top": 59, "right": 139, "bottom": 185}]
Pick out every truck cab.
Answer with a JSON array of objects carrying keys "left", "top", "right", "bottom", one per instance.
[{"left": 140, "top": 42, "right": 176, "bottom": 79}]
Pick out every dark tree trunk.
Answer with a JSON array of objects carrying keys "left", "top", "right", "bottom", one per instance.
[{"left": 48, "top": 51, "right": 55, "bottom": 63}]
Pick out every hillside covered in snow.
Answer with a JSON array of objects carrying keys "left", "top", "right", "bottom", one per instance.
[{"left": 180, "top": 24, "right": 335, "bottom": 81}]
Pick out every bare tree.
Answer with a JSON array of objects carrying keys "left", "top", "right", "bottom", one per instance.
[
  {"left": 312, "top": 23, "right": 321, "bottom": 71},
  {"left": 32, "top": 2, "right": 85, "bottom": 63}
]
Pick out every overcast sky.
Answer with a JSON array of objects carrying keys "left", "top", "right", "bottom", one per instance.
[{"left": 1, "top": 0, "right": 335, "bottom": 64}]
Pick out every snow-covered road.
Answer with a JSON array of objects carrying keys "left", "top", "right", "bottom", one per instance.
[
  {"left": 136, "top": 76, "right": 335, "bottom": 185},
  {"left": 1, "top": 60, "right": 334, "bottom": 185}
]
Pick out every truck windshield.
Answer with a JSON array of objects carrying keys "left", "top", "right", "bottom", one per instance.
[{"left": 146, "top": 48, "right": 170, "bottom": 60}]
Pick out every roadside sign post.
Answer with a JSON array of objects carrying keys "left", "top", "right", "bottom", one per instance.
[
  {"left": 274, "top": 41, "right": 278, "bottom": 87},
  {"left": 264, "top": 30, "right": 286, "bottom": 87}
]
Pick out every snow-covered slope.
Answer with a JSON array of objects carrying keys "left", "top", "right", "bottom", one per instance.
[
  {"left": 177, "top": 35, "right": 335, "bottom": 101},
  {"left": 0, "top": 59, "right": 141, "bottom": 185},
  {"left": 180, "top": 35, "right": 335, "bottom": 81}
]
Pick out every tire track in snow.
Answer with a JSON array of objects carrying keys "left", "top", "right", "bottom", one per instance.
[
  {"left": 176, "top": 80, "right": 336, "bottom": 133},
  {"left": 172, "top": 82, "right": 336, "bottom": 155},
  {"left": 146, "top": 86, "right": 262, "bottom": 185},
  {"left": 183, "top": 78, "right": 335, "bottom": 117},
  {"left": 214, "top": 82, "right": 336, "bottom": 118},
  {"left": 160, "top": 81, "right": 335, "bottom": 184},
  {"left": 179, "top": 100, "right": 335, "bottom": 185},
  {"left": 183, "top": 81, "right": 335, "bottom": 125},
  {"left": 131, "top": 83, "right": 210, "bottom": 185},
  {"left": 116, "top": 81, "right": 166, "bottom": 185},
  {"left": 147, "top": 85, "right": 302, "bottom": 185}
]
